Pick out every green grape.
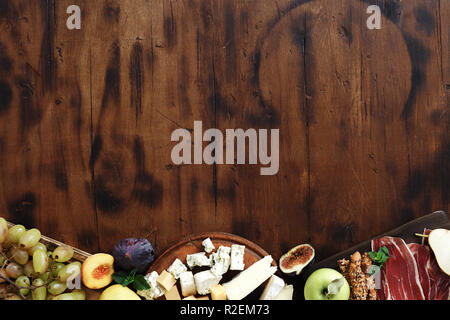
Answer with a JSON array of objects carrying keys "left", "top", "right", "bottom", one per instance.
[
  {"left": 23, "top": 261, "right": 36, "bottom": 277},
  {"left": 71, "top": 289, "right": 86, "bottom": 300},
  {"left": 6, "top": 225, "right": 26, "bottom": 244},
  {"left": 0, "top": 223, "right": 7, "bottom": 244},
  {"left": 47, "top": 250, "right": 53, "bottom": 257},
  {"left": 32, "top": 249, "right": 48, "bottom": 274},
  {"left": 31, "top": 278, "right": 47, "bottom": 300},
  {"left": 19, "top": 228, "right": 41, "bottom": 249},
  {"left": 58, "top": 261, "right": 81, "bottom": 282},
  {"left": 0, "top": 254, "right": 5, "bottom": 266},
  {"left": 38, "top": 271, "right": 51, "bottom": 282},
  {"left": 0, "top": 217, "right": 7, "bottom": 229},
  {"left": 52, "top": 290, "right": 85, "bottom": 300},
  {"left": 15, "top": 275, "right": 30, "bottom": 296},
  {"left": 5, "top": 262, "right": 23, "bottom": 279},
  {"left": 28, "top": 242, "right": 47, "bottom": 256},
  {"left": 51, "top": 262, "right": 65, "bottom": 278},
  {"left": 52, "top": 246, "right": 74, "bottom": 262},
  {"left": 52, "top": 293, "right": 76, "bottom": 300},
  {"left": 47, "top": 280, "right": 67, "bottom": 295},
  {"left": 11, "top": 247, "right": 29, "bottom": 265}
]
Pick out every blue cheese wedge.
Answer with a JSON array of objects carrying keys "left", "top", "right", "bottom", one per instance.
[
  {"left": 259, "top": 274, "right": 285, "bottom": 300},
  {"left": 179, "top": 271, "right": 197, "bottom": 297},
  {"left": 136, "top": 271, "right": 165, "bottom": 300},
  {"left": 211, "top": 246, "right": 231, "bottom": 276},
  {"left": 194, "top": 270, "right": 222, "bottom": 295},
  {"left": 230, "top": 244, "right": 245, "bottom": 271},
  {"left": 186, "top": 252, "right": 212, "bottom": 269},
  {"left": 167, "top": 258, "right": 188, "bottom": 279},
  {"left": 202, "top": 238, "right": 215, "bottom": 253}
]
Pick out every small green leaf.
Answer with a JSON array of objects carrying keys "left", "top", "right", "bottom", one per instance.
[
  {"left": 122, "top": 269, "right": 137, "bottom": 287},
  {"left": 134, "top": 274, "right": 150, "bottom": 291},
  {"left": 112, "top": 271, "right": 129, "bottom": 285}
]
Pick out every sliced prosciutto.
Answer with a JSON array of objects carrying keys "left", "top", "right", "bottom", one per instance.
[
  {"left": 408, "top": 243, "right": 433, "bottom": 299},
  {"left": 372, "top": 236, "right": 425, "bottom": 300}
]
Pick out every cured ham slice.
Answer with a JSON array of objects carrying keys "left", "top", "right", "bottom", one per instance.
[
  {"left": 372, "top": 237, "right": 425, "bottom": 300},
  {"left": 373, "top": 233, "right": 450, "bottom": 300},
  {"left": 408, "top": 243, "right": 433, "bottom": 299}
]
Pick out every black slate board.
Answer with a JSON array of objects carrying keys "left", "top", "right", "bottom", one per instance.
[{"left": 292, "top": 211, "right": 450, "bottom": 300}]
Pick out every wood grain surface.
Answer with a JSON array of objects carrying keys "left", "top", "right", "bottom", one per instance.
[{"left": 0, "top": 0, "right": 448, "bottom": 261}]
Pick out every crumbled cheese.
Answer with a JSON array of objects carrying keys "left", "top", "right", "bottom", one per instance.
[
  {"left": 202, "top": 238, "right": 215, "bottom": 253},
  {"left": 186, "top": 252, "right": 212, "bottom": 269},
  {"left": 211, "top": 246, "right": 231, "bottom": 276},
  {"left": 167, "top": 258, "right": 188, "bottom": 279},
  {"left": 230, "top": 244, "right": 245, "bottom": 270},
  {"left": 137, "top": 271, "right": 165, "bottom": 300}
]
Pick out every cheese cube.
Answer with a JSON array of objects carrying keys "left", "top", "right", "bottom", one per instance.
[
  {"left": 211, "top": 246, "right": 231, "bottom": 276},
  {"left": 259, "top": 275, "right": 285, "bottom": 300},
  {"left": 182, "top": 295, "right": 197, "bottom": 300},
  {"left": 273, "top": 285, "right": 294, "bottom": 300},
  {"left": 223, "top": 255, "right": 277, "bottom": 300},
  {"left": 136, "top": 271, "right": 165, "bottom": 300},
  {"left": 194, "top": 270, "right": 222, "bottom": 295},
  {"left": 230, "top": 245, "right": 245, "bottom": 271},
  {"left": 210, "top": 284, "right": 227, "bottom": 300},
  {"left": 156, "top": 270, "right": 177, "bottom": 291},
  {"left": 164, "top": 285, "right": 181, "bottom": 300},
  {"left": 202, "top": 238, "right": 215, "bottom": 253},
  {"left": 180, "top": 271, "right": 197, "bottom": 297},
  {"left": 186, "top": 252, "right": 212, "bottom": 269},
  {"left": 167, "top": 258, "right": 188, "bottom": 279}
]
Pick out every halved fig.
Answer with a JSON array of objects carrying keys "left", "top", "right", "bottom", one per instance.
[{"left": 279, "top": 244, "right": 315, "bottom": 275}]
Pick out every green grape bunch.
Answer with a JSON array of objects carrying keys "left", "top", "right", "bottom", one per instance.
[{"left": 0, "top": 217, "right": 86, "bottom": 300}]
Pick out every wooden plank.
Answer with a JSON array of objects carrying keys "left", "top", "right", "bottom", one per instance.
[
  {"left": 212, "top": 0, "right": 310, "bottom": 259},
  {"left": 0, "top": 0, "right": 97, "bottom": 251},
  {"left": 438, "top": 0, "right": 450, "bottom": 214},
  {"left": 88, "top": 0, "right": 216, "bottom": 253},
  {"left": 303, "top": 0, "right": 445, "bottom": 258}
]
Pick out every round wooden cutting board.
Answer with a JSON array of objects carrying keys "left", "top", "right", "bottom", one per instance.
[{"left": 148, "top": 232, "right": 276, "bottom": 300}]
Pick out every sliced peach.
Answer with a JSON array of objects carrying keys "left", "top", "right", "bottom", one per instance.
[{"left": 81, "top": 253, "right": 114, "bottom": 289}]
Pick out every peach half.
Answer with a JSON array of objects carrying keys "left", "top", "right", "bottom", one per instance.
[{"left": 81, "top": 253, "right": 114, "bottom": 289}]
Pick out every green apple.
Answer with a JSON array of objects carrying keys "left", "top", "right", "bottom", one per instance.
[{"left": 304, "top": 268, "right": 350, "bottom": 300}]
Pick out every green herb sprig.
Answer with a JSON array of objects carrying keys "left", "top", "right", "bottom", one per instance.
[
  {"left": 112, "top": 269, "right": 150, "bottom": 291},
  {"left": 368, "top": 246, "right": 390, "bottom": 275}
]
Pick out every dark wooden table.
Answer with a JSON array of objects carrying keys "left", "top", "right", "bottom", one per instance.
[{"left": 0, "top": 0, "right": 448, "bottom": 261}]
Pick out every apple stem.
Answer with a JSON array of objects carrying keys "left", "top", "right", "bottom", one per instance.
[{"left": 415, "top": 233, "right": 429, "bottom": 238}]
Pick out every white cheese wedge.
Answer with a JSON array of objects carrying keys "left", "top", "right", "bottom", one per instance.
[
  {"left": 167, "top": 258, "right": 188, "bottom": 279},
  {"left": 230, "top": 244, "right": 245, "bottom": 271},
  {"left": 194, "top": 270, "right": 222, "bottom": 295},
  {"left": 259, "top": 275, "right": 285, "bottom": 300},
  {"left": 273, "top": 285, "right": 294, "bottom": 300},
  {"left": 179, "top": 271, "right": 197, "bottom": 297},
  {"left": 186, "top": 252, "right": 212, "bottom": 269},
  {"left": 223, "top": 255, "right": 277, "bottom": 300},
  {"left": 137, "top": 271, "right": 165, "bottom": 300},
  {"left": 211, "top": 246, "right": 231, "bottom": 276},
  {"left": 202, "top": 238, "right": 215, "bottom": 253}
]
